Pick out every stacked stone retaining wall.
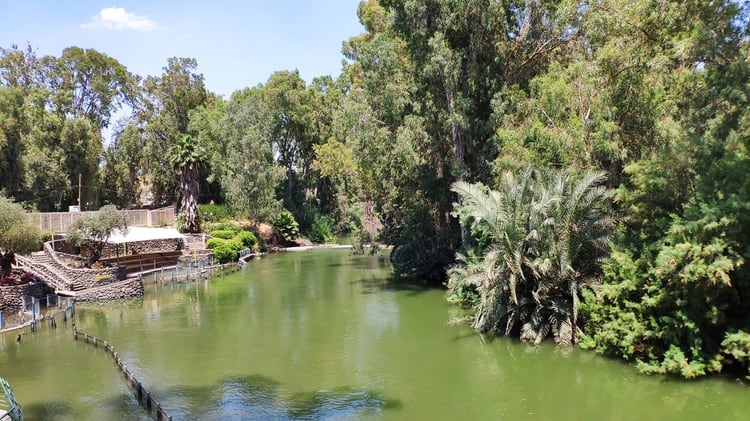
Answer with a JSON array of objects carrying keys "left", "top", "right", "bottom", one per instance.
[
  {"left": 0, "top": 282, "right": 55, "bottom": 312},
  {"left": 44, "top": 243, "right": 126, "bottom": 287},
  {"left": 75, "top": 277, "right": 144, "bottom": 302},
  {"left": 52, "top": 238, "right": 183, "bottom": 261}
]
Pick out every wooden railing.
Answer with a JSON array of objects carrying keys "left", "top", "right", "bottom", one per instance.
[{"left": 75, "top": 329, "right": 172, "bottom": 421}]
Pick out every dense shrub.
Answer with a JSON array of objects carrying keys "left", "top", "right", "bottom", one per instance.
[
  {"left": 235, "top": 230, "right": 258, "bottom": 248},
  {"left": 209, "top": 230, "right": 236, "bottom": 240},
  {"left": 205, "top": 237, "right": 243, "bottom": 263},
  {"left": 309, "top": 215, "right": 335, "bottom": 244},
  {"left": 205, "top": 238, "right": 225, "bottom": 250}
]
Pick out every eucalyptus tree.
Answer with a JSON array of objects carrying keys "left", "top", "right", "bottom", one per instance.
[
  {"left": 100, "top": 124, "right": 146, "bottom": 208},
  {"left": 0, "top": 86, "right": 27, "bottom": 197},
  {"left": 45, "top": 46, "right": 136, "bottom": 129},
  {"left": 262, "top": 70, "right": 310, "bottom": 209},
  {"left": 341, "top": 0, "right": 577, "bottom": 282},
  {"left": 220, "top": 87, "right": 284, "bottom": 227},
  {"left": 141, "top": 57, "right": 209, "bottom": 207},
  {"left": 579, "top": 0, "right": 750, "bottom": 378}
]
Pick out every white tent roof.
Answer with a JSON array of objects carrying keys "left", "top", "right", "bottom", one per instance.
[{"left": 107, "top": 226, "right": 186, "bottom": 244}]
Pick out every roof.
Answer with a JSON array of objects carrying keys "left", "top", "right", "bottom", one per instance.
[{"left": 107, "top": 226, "right": 186, "bottom": 244}]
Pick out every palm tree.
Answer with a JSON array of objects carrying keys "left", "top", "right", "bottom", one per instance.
[
  {"left": 449, "top": 167, "right": 614, "bottom": 345},
  {"left": 169, "top": 134, "right": 203, "bottom": 233}
]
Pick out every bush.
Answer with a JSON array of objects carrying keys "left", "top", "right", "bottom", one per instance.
[
  {"left": 206, "top": 221, "right": 241, "bottom": 233},
  {"left": 199, "top": 203, "right": 233, "bottom": 222},
  {"left": 235, "top": 230, "right": 258, "bottom": 248},
  {"left": 273, "top": 210, "right": 299, "bottom": 242},
  {"left": 209, "top": 230, "right": 236, "bottom": 240},
  {"left": 205, "top": 237, "right": 243, "bottom": 263},
  {"left": 309, "top": 215, "right": 335, "bottom": 244}
]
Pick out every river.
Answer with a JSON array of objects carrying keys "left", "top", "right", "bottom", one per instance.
[{"left": 1, "top": 249, "right": 748, "bottom": 420}]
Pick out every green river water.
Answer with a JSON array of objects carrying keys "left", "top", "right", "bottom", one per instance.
[{"left": 1, "top": 249, "right": 748, "bottom": 420}]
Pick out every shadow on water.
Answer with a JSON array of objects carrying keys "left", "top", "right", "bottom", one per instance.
[
  {"left": 23, "top": 394, "right": 150, "bottom": 421},
  {"left": 357, "top": 276, "right": 439, "bottom": 297},
  {"left": 326, "top": 254, "right": 391, "bottom": 270},
  {"left": 158, "top": 374, "right": 400, "bottom": 421},
  {"left": 22, "top": 400, "right": 74, "bottom": 420}
]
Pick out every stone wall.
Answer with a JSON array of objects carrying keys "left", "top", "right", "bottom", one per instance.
[
  {"left": 53, "top": 238, "right": 183, "bottom": 260},
  {"left": 0, "top": 282, "right": 55, "bottom": 312},
  {"left": 109, "top": 238, "right": 183, "bottom": 257},
  {"left": 75, "top": 277, "right": 144, "bottom": 302}
]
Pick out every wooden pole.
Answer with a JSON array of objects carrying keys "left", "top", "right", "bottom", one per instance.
[{"left": 78, "top": 174, "right": 82, "bottom": 210}]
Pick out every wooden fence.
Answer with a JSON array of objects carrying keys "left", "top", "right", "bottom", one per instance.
[
  {"left": 75, "top": 329, "right": 172, "bottom": 421},
  {"left": 28, "top": 206, "right": 176, "bottom": 233}
]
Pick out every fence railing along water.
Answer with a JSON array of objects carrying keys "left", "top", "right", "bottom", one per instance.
[
  {"left": 0, "top": 377, "right": 23, "bottom": 421},
  {"left": 74, "top": 329, "right": 172, "bottom": 421},
  {"left": 0, "top": 295, "right": 75, "bottom": 333}
]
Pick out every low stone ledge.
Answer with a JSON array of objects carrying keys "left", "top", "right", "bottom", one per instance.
[{"left": 74, "top": 277, "right": 144, "bottom": 302}]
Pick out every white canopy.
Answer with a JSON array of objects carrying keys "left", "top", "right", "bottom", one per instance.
[{"left": 107, "top": 226, "right": 186, "bottom": 244}]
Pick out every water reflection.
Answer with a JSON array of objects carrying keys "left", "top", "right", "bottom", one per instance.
[{"left": 160, "top": 374, "right": 398, "bottom": 420}]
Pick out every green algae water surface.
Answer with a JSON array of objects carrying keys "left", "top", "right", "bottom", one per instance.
[{"left": 1, "top": 249, "right": 748, "bottom": 420}]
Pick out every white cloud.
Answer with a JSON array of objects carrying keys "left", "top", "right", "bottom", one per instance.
[{"left": 80, "top": 7, "right": 159, "bottom": 31}]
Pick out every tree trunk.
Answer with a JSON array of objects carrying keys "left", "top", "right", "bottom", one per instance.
[
  {"left": 1, "top": 251, "right": 16, "bottom": 278},
  {"left": 181, "top": 162, "right": 201, "bottom": 233}
]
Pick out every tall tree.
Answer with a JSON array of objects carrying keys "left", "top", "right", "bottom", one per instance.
[
  {"left": 46, "top": 46, "right": 135, "bottom": 129},
  {"left": 220, "top": 88, "right": 284, "bottom": 226},
  {"left": 263, "top": 70, "right": 310, "bottom": 209},
  {"left": 141, "top": 57, "right": 208, "bottom": 207}
]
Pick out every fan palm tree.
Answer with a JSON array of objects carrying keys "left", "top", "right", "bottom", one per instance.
[
  {"left": 169, "top": 134, "right": 204, "bottom": 233},
  {"left": 450, "top": 166, "right": 614, "bottom": 345}
]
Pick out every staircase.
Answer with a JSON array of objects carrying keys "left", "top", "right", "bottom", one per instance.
[{"left": 16, "top": 252, "right": 83, "bottom": 295}]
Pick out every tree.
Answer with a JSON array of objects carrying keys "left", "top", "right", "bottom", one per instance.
[
  {"left": 219, "top": 88, "right": 284, "bottom": 226},
  {"left": 0, "top": 86, "right": 27, "bottom": 197},
  {"left": 100, "top": 124, "right": 146, "bottom": 208},
  {"left": 0, "top": 196, "right": 41, "bottom": 277},
  {"left": 141, "top": 57, "right": 208, "bottom": 207},
  {"left": 168, "top": 134, "right": 203, "bottom": 233},
  {"left": 448, "top": 167, "right": 614, "bottom": 345},
  {"left": 66, "top": 204, "right": 128, "bottom": 264},
  {"left": 46, "top": 46, "right": 136, "bottom": 129},
  {"left": 262, "top": 70, "right": 311, "bottom": 210}
]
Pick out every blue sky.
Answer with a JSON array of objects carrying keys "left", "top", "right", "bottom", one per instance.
[{"left": 0, "top": 1, "right": 364, "bottom": 97}]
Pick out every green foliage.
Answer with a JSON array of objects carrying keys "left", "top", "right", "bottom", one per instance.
[
  {"left": 205, "top": 237, "right": 242, "bottom": 264},
  {"left": 351, "top": 229, "right": 379, "bottom": 256},
  {"left": 273, "top": 210, "right": 299, "bottom": 242},
  {"left": 198, "top": 203, "right": 232, "bottom": 222},
  {"left": 309, "top": 215, "right": 336, "bottom": 244},
  {"left": 66, "top": 204, "right": 128, "bottom": 263},
  {"left": 205, "top": 221, "right": 241, "bottom": 233},
  {"left": 722, "top": 331, "right": 750, "bottom": 379},
  {"left": 0, "top": 196, "right": 42, "bottom": 276},
  {"left": 235, "top": 230, "right": 258, "bottom": 248},
  {"left": 205, "top": 238, "right": 225, "bottom": 250},
  {"left": 448, "top": 166, "right": 614, "bottom": 345},
  {"left": 581, "top": 208, "right": 745, "bottom": 378},
  {"left": 209, "top": 230, "right": 236, "bottom": 240},
  {"left": 219, "top": 87, "right": 284, "bottom": 224}
]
